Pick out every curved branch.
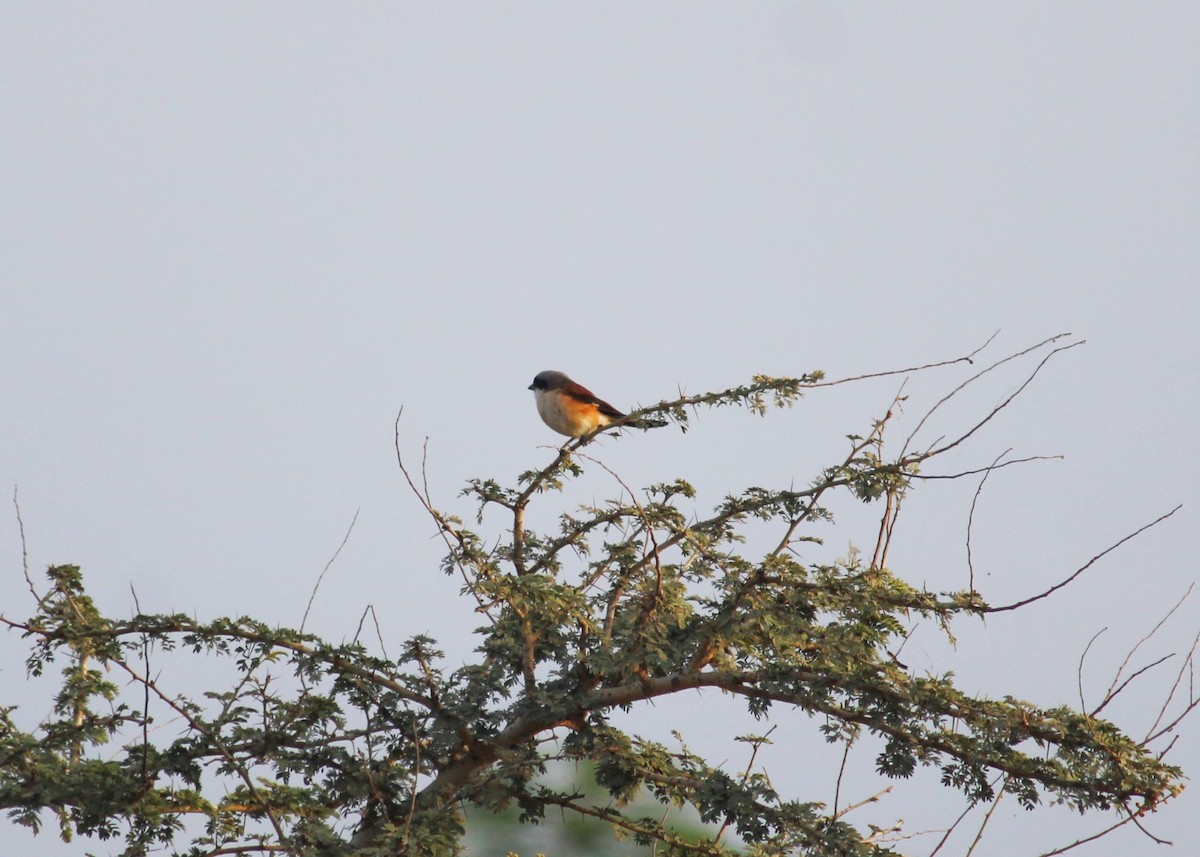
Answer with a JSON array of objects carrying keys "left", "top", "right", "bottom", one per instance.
[{"left": 988, "top": 506, "right": 1182, "bottom": 613}]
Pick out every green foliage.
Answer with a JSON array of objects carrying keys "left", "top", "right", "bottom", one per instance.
[{"left": 0, "top": 340, "right": 1190, "bottom": 856}]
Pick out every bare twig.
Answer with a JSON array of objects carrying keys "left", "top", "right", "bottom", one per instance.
[
  {"left": 833, "top": 785, "right": 893, "bottom": 820},
  {"left": 918, "top": 339, "right": 1085, "bottom": 461},
  {"left": 1094, "top": 655, "right": 1176, "bottom": 719},
  {"left": 814, "top": 331, "right": 1001, "bottom": 387},
  {"left": 394, "top": 410, "right": 494, "bottom": 619},
  {"left": 352, "top": 604, "right": 392, "bottom": 661},
  {"left": 1036, "top": 811, "right": 1142, "bottom": 856},
  {"left": 370, "top": 605, "right": 391, "bottom": 661},
  {"left": 1129, "top": 809, "right": 1173, "bottom": 845},
  {"left": 964, "top": 777, "right": 1007, "bottom": 857},
  {"left": 1093, "top": 584, "right": 1193, "bottom": 716},
  {"left": 901, "top": 333, "right": 1076, "bottom": 457},
  {"left": 1077, "top": 627, "right": 1107, "bottom": 713},
  {"left": 12, "top": 485, "right": 37, "bottom": 601},
  {"left": 1143, "top": 628, "right": 1200, "bottom": 745},
  {"left": 907, "top": 455, "right": 1062, "bottom": 480},
  {"left": 301, "top": 508, "right": 361, "bottom": 633},
  {"left": 927, "top": 795, "right": 979, "bottom": 857},
  {"left": 965, "top": 449, "right": 1011, "bottom": 591},
  {"left": 831, "top": 740, "right": 852, "bottom": 822},
  {"left": 988, "top": 506, "right": 1182, "bottom": 613}
]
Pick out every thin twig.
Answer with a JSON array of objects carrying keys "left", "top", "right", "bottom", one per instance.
[
  {"left": 901, "top": 333, "right": 1075, "bottom": 457},
  {"left": 908, "top": 455, "right": 1062, "bottom": 480},
  {"left": 1095, "top": 583, "right": 1193, "bottom": 716},
  {"left": 964, "top": 777, "right": 1007, "bottom": 857},
  {"left": 1130, "top": 812, "right": 1172, "bottom": 845},
  {"left": 814, "top": 331, "right": 1001, "bottom": 387},
  {"left": 1036, "top": 812, "right": 1141, "bottom": 856},
  {"left": 965, "top": 449, "right": 1011, "bottom": 591},
  {"left": 1143, "top": 628, "right": 1200, "bottom": 745},
  {"left": 12, "top": 485, "right": 37, "bottom": 601},
  {"left": 1093, "top": 654, "right": 1175, "bottom": 718},
  {"left": 301, "top": 508, "right": 361, "bottom": 633},
  {"left": 370, "top": 605, "right": 391, "bottom": 661},
  {"left": 927, "top": 795, "right": 979, "bottom": 857},
  {"left": 988, "top": 506, "right": 1182, "bottom": 613},
  {"left": 919, "top": 340, "right": 1085, "bottom": 461},
  {"left": 351, "top": 604, "right": 392, "bottom": 660},
  {"left": 831, "top": 740, "right": 852, "bottom": 821},
  {"left": 1077, "top": 627, "right": 1107, "bottom": 713},
  {"left": 394, "top": 410, "right": 494, "bottom": 619},
  {"left": 832, "top": 785, "right": 893, "bottom": 820}
]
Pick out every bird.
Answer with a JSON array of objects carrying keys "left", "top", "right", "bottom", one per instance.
[{"left": 527, "top": 371, "right": 666, "bottom": 438}]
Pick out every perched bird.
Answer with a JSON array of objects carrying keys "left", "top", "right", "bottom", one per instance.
[{"left": 528, "top": 370, "right": 665, "bottom": 438}]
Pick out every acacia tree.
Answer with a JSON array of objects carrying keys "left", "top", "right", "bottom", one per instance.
[{"left": 1, "top": 334, "right": 1194, "bottom": 857}]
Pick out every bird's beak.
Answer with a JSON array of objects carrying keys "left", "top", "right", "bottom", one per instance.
[{"left": 527, "top": 383, "right": 536, "bottom": 391}]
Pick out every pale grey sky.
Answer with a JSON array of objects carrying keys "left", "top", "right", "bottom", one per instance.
[{"left": 2, "top": 5, "right": 1198, "bottom": 856}]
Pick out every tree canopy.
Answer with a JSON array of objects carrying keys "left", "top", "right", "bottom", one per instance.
[{"left": 1, "top": 334, "right": 1193, "bottom": 856}]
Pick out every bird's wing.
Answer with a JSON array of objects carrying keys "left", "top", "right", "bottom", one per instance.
[{"left": 562, "top": 381, "right": 626, "bottom": 419}]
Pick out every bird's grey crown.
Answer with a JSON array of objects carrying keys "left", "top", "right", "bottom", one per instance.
[{"left": 529, "top": 370, "right": 568, "bottom": 391}]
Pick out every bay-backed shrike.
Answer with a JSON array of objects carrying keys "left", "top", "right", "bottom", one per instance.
[{"left": 528, "top": 371, "right": 666, "bottom": 438}]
